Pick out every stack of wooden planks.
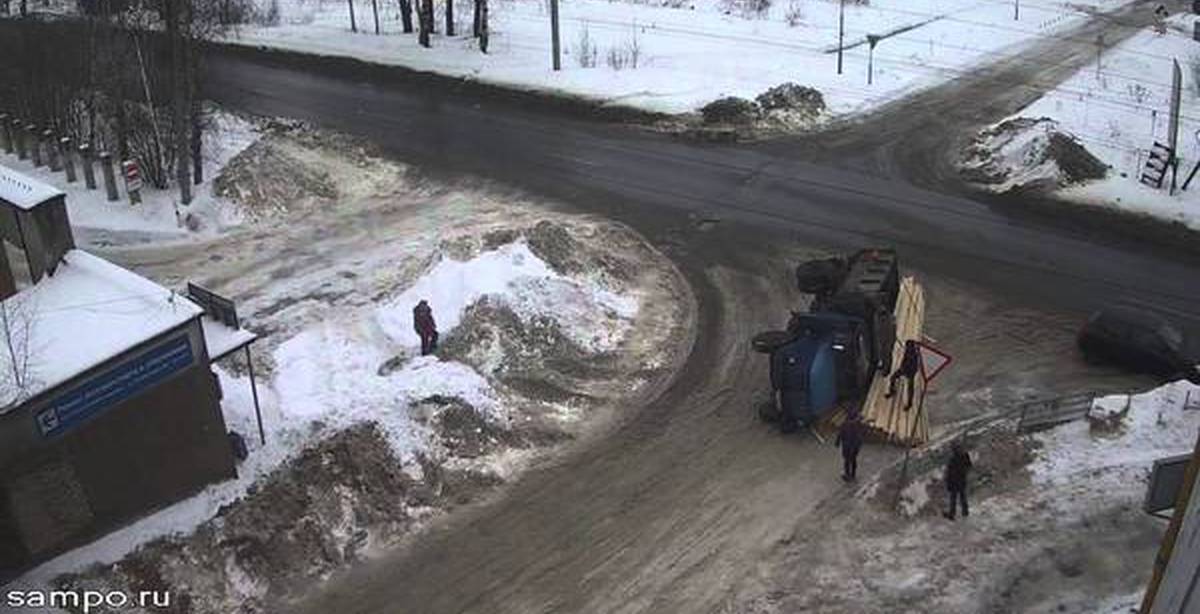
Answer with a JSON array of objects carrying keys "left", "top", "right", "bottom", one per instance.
[{"left": 820, "top": 277, "right": 929, "bottom": 447}]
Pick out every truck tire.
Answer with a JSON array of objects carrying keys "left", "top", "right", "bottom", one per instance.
[{"left": 758, "top": 399, "right": 781, "bottom": 423}]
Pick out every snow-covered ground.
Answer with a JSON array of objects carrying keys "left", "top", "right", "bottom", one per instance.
[
  {"left": 964, "top": 14, "right": 1200, "bottom": 231},
  {"left": 0, "top": 108, "right": 257, "bottom": 244},
  {"left": 226, "top": 0, "right": 1129, "bottom": 117},
  {"left": 746, "top": 379, "right": 1200, "bottom": 613},
  {"left": 12, "top": 236, "right": 640, "bottom": 590}
]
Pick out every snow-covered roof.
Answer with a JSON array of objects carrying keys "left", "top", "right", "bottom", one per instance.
[
  {"left": 201, "top": 316, "right": 257, "bottom": 361},
  {"left": 0, "top": 249, "right": 203, "bottom": 413},
  {"left": 0, "top": 164, "right": 64, "bottom": 210}
]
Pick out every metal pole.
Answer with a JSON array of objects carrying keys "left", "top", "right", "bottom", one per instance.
[
  {"left": 550, "top": 0, "right": 561, "bottom": 71},
  {"left": 245, "top": 345, "right": 265, "bottom": 446},
  {"left": 837, "top": 0, "right": 845, "bottom": 75}
]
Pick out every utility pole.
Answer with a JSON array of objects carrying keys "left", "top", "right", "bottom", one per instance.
[
  {"left": 867, "top": 35, "right": 879, "bottom": 85},
  {"left": 550, "top": 0, "right": 561, "bottom": 70},
  {"left": 837, "top": 0, "right": 845, "bottom": 75}
]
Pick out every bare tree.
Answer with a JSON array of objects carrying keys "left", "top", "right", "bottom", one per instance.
[
  {"left": 0, "top": 295, "right": 37, "bottom": 408},
  {"left": 478, "top": 0, "right": 487, "bottom": 52},
  {"left": 418, "top": 0, "right": 431, "bottom": 47},
  {"left": 346, "top": 0, "right": 357, "bottom": 32},
  {"left": 397, "top": 0, "right": 414, "bottom": 32},
  {"left": 445, "top": 0, "right": 453, "bottom": 36},
  {"left": 370, "top": 0, "right": 380, "bottom": 34}
]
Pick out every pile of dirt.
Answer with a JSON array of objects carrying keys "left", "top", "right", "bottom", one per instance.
[
  {"left": 440, "top": 296, "right": 615, "bottom": 403},
  {"left": 756, "top": 83, "right": 826, "bottom": 128},
  {"left": 55, "top": 415, "right": 534, "bottom": 613},
  {"left": 960, "top": 117, "right": 1108, "bottom": 193},
  {"left": 57, "top": 424, "right": 423, "bottom": 613},
  {"left": 521, "top": 219, "right": 640, "bottom": 285},
  {"left": 213, "top": 137, "right": 337, "bottom": 219}
]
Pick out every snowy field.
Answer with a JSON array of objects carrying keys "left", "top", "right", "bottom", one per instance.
[
  {"left": 227, "top": 0, "right": 1130, "bottom": 117},
  {"left": 0, "top": 109, "right": 257, "bottom": 244},
  {"left": 966, "top": 15, "right": 1200, "bottom": 230}
]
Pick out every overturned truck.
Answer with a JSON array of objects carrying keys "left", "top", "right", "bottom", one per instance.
[{"left": 752, "top": 249, "right": 901, "bottom": 433}]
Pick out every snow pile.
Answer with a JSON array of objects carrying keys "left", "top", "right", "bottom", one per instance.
[
  {"left": 1031, "top": 380, "right": 1200, "bottom": 496},
  {"left": 377, "top": 241, "right": 637, "bottom": 353},
  {"left": 0, "top": 108, "right": 258, "bottom": 244},
  {"left": 962, "top": 117, "right": 1108, "bottom": 192},
  {"left": 15, "top": 237, "right": 642, "bottom": 585},
  {"left": 226, "top": 0, "right": 1129, "bottom": 118},
  {"left": 980, "top": 15, "right": 1200, "bottom": 230}
]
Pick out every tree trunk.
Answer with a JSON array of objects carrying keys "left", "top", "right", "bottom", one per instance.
[
  {"left": 418, "top": 0, "right": 431, "bottom": 47},
  {"left": 472, "top": 0, "right": 480, "bottom": 37},
  {"left": 190, "top": 101, "right": 202, "bottom": 184},
  {"left": 347, "top": 0, "right": 357, "bottom": 32},
  {"left": 166, "top": 0, "right": 192, "bottom": 204},
  {"left": 479, "top": 0, "right": 488, "bottom": 53},
  {"left": 371, "top": 0, "right": 380, "bottom": 34},
  {"left": 445, "top": 0, "right": 453, "bottom": 36},
  {"left": 398, "top": 0, "right": 413, "bottom": 32}
]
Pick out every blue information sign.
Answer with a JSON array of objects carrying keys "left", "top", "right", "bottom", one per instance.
[{"left": 35, "top": 335, "right": 194, "bottom": 438}]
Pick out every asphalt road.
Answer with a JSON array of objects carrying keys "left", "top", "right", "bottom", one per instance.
[
  {"left": 204, "top": 4, "right": 1198, "bottom": 332},
  {"left": 197, "top": 4, "right": 1200, "bottom": 610}
]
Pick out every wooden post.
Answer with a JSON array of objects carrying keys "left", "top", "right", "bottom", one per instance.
[
  {"left": 43, "top": 130, "right": 60, "bottom": 172},
  {"left": 99, "top": 151, "right": 118, "bottom": 202},
  {"left": 60, "top": 137, "right": 76, "bottom": 183},
  {"left": 0, "top": 113, "right": 9, "bottom": 153},
  {"left": 27, "top": 126, "right": 41, "bottom": 167},
  {"left": 550, "top": 0, "right": 561, "bottom": 70},
  {"left": 1140, "top": 430, "right": 1200, "bottom": 613},
  {"left": 11, "top": 120, "right": 25, "bottom": 159},
  {"left": 80, "top": 144, "right": 96, "bottom": 189}
]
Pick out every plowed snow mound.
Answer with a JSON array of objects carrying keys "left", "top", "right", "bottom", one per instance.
[{"left": 960, "top": 117, "right": 1108, "bottom": 192}]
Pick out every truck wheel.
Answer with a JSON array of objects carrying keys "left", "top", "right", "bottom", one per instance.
[{"left": 758, "top": 400, "right": 781, "bottom": 423}]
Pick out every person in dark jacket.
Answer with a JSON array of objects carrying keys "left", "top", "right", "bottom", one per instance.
[
  {"left": 836, "top": 412, "right": 864, "bottom": 481},
  {"left": 884, "top": 339, "right": 921, "bottom": 410},
  {"left": 944, "top": 441, "right": 972, "bottom": 520},
  {"left": 413, "top": 299, "right": 438, "bottom": 356}
]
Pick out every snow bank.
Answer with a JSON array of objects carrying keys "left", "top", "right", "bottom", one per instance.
[
  {"left": 377, "top": 241, "right": 637, "bottom": 352},
  {"left": 227, "top": 0, "right": 1131, "bottom": 117},
  {"left": 14, "top": 237, "right": 641, "bottom": 583},
  {"left": 983, "top": 15, "right": 1200, "bottom": 230},
  {"left": 0, "top": 108, "right": 258, "bottom": 243},
  {"left": 1031, "top": 380, "right": 1200, "bottom": 487}
]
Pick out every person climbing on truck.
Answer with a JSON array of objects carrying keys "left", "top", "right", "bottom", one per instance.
[
  {"left": 835, "top": 412, "right": 864, "bottom": 482},
  {"left": 884, "top": 339, "right": 920, "bottom": 410}
]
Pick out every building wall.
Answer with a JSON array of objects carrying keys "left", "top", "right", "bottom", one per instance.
[{"left": 0, "top": 319, "right": 235, "bottom": 575}]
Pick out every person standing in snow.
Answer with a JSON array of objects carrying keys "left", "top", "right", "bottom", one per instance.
[
  {"left": 884, "top": 339, "right": 921, "bottom": 411},
  {"left": 413, "top": 299, "right": 438, "bottom": 356},
  {"left": 944, "top": 441, "right": 973, "bottom": 520},
  {"left": 835, "top": 412, "right": 864, "bottom": 482}
]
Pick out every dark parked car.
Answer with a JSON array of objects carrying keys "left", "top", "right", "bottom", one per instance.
[{"left": 1078, "top": 306, "right": 1200, "bottom": 384}]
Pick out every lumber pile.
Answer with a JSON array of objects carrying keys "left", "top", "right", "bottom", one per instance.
[{"left": 820, "top": 277, "right": 929, "bottom": 447}]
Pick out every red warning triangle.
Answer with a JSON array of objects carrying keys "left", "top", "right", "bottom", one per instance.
[{"left": 916, "top": 341, "right": 952, "bottom": 382}]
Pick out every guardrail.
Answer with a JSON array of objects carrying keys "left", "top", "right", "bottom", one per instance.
[{"left": 1016, "top": 393, "right": 1096, "bottom": 433}]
